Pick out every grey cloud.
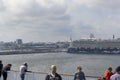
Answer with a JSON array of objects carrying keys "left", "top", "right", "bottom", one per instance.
[
  {"left": 0, "top": 0, "right": 6, "bottom": 12},
  {"left": 13, "top": 0, "right": 67, "bottom": 17},
  {"left": 96, "top": 0, "right": 120, "bottom": 10},
  {"left": 0, "top": 0, "right": 120, "bottom": 42}
]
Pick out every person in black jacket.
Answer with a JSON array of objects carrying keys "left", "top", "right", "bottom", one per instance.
[
  {"left": 45, "top": 65, "right": 62, "bottom": 80},
  {"left": 74, "top": 66, "right": 86, "bottom": 80},
  {"left": 2, "top": 64, "right": 12, "bottom": 80},
  {"left": 0, "top": 60, "right": 3, "bottom": 78}
]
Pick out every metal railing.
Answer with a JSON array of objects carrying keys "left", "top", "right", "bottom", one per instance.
[{"left": 1, "top": 70, "right": 101, "bottom": 80}]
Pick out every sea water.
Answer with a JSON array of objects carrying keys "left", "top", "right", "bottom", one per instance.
[{"left": 0, "top": 52, "right": 120, "bottom": 76}]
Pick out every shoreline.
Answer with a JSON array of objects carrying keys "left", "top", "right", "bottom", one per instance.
[
  {"left": 0, "top": 50, "right": 67, "bottom": 55},
  {"left": 0, "top": 51, "right": 120, "bottom": 55}
]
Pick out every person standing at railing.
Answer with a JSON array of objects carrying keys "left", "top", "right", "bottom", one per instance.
[
  {"left": 2, "top": 64, "right": 12, "bottom": 80},
  {"left": 74, "top": 66, "right": 86, "bottom": 80},
  {"left": 103, "top": 67, "right": 113, "bottom": 80},
  {"left": 45, "top": 65, "right": 62, "bottom": 80},
  {"left": 20, "top": 63, "right": 28, "bottom": 80},
  {"left": 110, "top": 66, "right": 120, "bottom": 80},
  {"left": 0, "top": 60, "right": 3, "bottom": 79}
]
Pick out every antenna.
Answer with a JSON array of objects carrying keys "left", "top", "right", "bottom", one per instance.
[
  {"left": 69, "top": 37, "right": 73, "bottom": 48},
  {"left": 70, "top": 37, "right": 72, "bottom": 42}
]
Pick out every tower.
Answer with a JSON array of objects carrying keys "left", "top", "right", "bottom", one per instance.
[
  {"left": 16, "top": 39, "right": 23, "bottom": 45},
  {"left": 69, "top": 37, "right": 73, "bottom": 48},
  {"left": 113, "top": 35, "right": 115, "bottom": 40},
  {"left": 90, "top": 33, "right": 95, "bottom": 39}
]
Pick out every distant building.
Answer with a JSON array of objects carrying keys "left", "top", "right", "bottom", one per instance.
[{"left": 16, "top": 39, "right": 23, "bottom": 45}]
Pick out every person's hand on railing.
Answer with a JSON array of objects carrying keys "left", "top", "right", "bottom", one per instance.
[{"left": 27, "top": 71, "right": 32, "bottom": 73}]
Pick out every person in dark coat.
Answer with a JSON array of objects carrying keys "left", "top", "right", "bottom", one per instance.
[
  {"left": 74, "top": 66, "right": 86, "bottom": 80},
  {"left": 45, "top": 65, "right": 62, "bottom": 80},
  {"left": 2, "top": 64, "right": 12, "bottom": 80},
  {"left": 0, "top": 60, "right": 3, "bottom": 78}
]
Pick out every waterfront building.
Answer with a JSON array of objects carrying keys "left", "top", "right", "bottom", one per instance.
[
  {"left": 16, "top": 39, "right": 23, "bottom": 45},
  {"left": 71, "top": 39, "right": 120, "bottom": 49},
  {"left": 68, "top": 39, "right": 120, "bottom": 53}
]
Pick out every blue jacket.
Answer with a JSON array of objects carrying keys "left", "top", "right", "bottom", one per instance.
[{"left": 74, "top": 71, "right": 86, "bottom": 80}]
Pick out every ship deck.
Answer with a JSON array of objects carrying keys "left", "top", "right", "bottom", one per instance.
[{"left": 1, "top": 70, "right": 101, "bottom": 80}]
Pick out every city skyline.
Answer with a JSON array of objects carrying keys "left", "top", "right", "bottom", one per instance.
[{"left": 0, "top": 0, "right": 120, "bottom": 42}]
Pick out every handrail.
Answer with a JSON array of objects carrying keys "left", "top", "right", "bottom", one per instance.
[{"left": 11, "top": 70, "right": 101, "bottom": 78}]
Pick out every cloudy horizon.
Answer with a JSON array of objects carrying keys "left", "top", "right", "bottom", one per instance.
[{"left": 0, "top": 0, "right": 120, "bottom": 42}]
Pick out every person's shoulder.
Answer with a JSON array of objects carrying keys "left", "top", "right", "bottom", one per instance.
[
  {"left": 20, "top": 65, "right": 26, "bottom": 68},
  {"left": 45, "top": 74, "right": 50, "bottom": 80},
  {"left": 80, "top": 71, "right": 84, "bottom": 73},
  {"left": 0, "top": 63, "right": 3, "bottom": 65},
  {"left": 45, "top": 74, "right": 50, "bottom": 78},
  {"left": 78, "top": 71, "right": 85, "bottom": 75},
  {"left": 75, "top": 72, "right": 78, "bottom": 75},
  {"left": 105, "top": 70, "right": 109, "bottom": 74},
  {"left": 20, "top": 65, "right": 23, "bottom": 67},
  {"left": 0, "top": 64, "right": 3, "bottom": 66},
  {"left": 56, "top": 73, "right": 62, "bottom": 77},
  {"left": 111, "top": 73, "right": 118, "bottom": 78},
  {"left": 77, "top": 71, "right": 84, "bottom": 73},
  {"left": 110, "top": 72, "right": 113, "bottom": 75},
  {"left": 110, "top": 74, "right": 115, "bottom": 79}
]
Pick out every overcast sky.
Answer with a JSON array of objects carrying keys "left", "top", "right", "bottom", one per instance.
[{"left": 0, "top": 0, "right": 120, "bottom": 42}]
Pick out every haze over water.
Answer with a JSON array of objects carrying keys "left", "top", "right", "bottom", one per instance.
[{"left": 0, "top": 52, "right": 120, "bottom": 76}]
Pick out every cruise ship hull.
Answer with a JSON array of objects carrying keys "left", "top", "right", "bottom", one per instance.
[{"left": 67, "top": 48, "right": 120, "bottom": 54}]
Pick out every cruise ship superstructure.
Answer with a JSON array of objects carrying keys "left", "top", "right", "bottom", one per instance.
[{"left": 68, "top": 39, "right": 120, "bottom": 54}]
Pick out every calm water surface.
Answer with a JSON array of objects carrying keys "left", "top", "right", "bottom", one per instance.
[{"left": 0, "top": 52, "right": 120, "bottom": 76}]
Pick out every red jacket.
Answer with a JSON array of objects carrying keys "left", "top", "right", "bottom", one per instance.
[{"left": 104, "top": 70, "right": 113, "bottom": 80}]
